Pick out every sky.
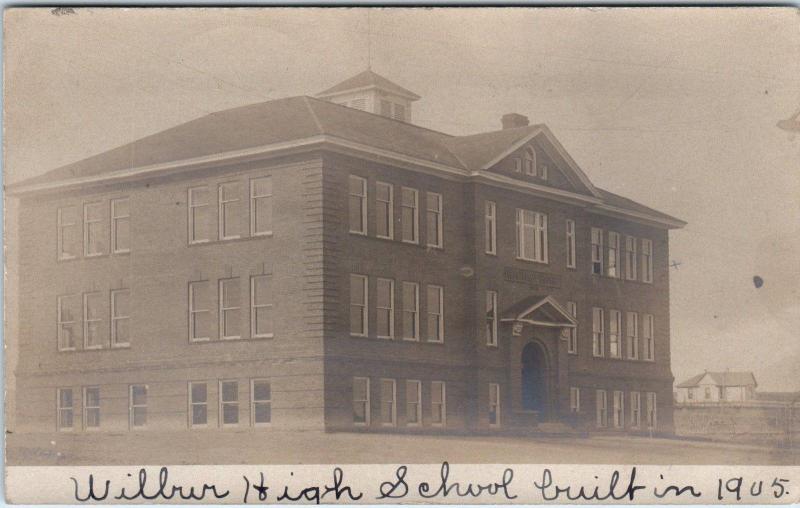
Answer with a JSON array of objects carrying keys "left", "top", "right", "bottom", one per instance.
[{"left": 4, "top": 8, "right": 799, "bottom": 390}]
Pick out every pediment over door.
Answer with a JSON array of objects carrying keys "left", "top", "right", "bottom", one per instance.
[{"left": 500, "top": 295, "right": 576, "bottom": 336}]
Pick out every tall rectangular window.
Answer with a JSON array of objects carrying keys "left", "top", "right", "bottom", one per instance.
[
  {"left": 613, "top": 390, "right": 625, "bottom": 428},
  {"left": 609, "top": 309, "right": 621, "bottom": 358},
  {"left": 83, "top": 202, "right": 105, "bottom": 256},
  {"left": 353, "top": 377, "right": 370, "bottom": 425},
  {"left": 427, "top": 285, "right": 444, "bottom": 343},
  {"left": 431, "top": 381, "right": 446, "bottom": 426},
  {"left": 626, "top": 312, "right": 639, "bottom": 360},
  {"left": 426, "top": 192, "right": 443, "bottom": 248},
  {"left": 402, "top": 282, "right": 419, "bottom": 341},
  {"left": 349, "top": 175, "right": 367, "bottom": 235},
  {"left": 570, "top": 387, "right": 581, "bottom": 413},
  {"left": 250, "top": 176, "right": 273, "bottom": 236},
  {"left": 111, "top": 198, "right": 130, "bottom": 254},
  {"left": 376, "top": 181, "right": 393, "bottom": 239},
  {"left": 57, "top": 206, "right": 79, "bottom": 260},
  {"left": 485, "top": 201, "right": 497, "bottom": 255},
  {"left": 646, "top": 392, "right": 657, "bottom": 429},
  {"left": 607, "top": 232, "right": 620, "bottom": 278},
  {"left": 630, "top": 391, "right": 642, "bottom": 428},
  {"left": 219, "top": 278, "right": 241, "bottom": 340},
  {"left": 188, "top": 186, "right": 211, "bottom": 243},
  {"left": 189, "top": 281, "right": 211, "bottom": 342},
  {"left": 592, "top": 307, "right": 605, "bottom": 357},
  {"left": 57, "top": 294, "right": 80, "bottom": 351},
  {"left": 485, "top": 290, "right": 498, "bottom": 346},
  {"left": 83, "top": 386, "right": 100, "bottom": 429},
  {"left": 57, "top": 388, "right": 74, "bottom": 431},
  {"left": 516, "top": 209, "right": 548, "bottom": 263},
  {"left": 381, "top": 379, "right": 396, "bottom": 426},
  {"left": 625, "top": 236, "right": 638, "bottom": 281},
  {"left": 350, "top": 274, "right": 368, "bottom": 336},
  {"left": 189, "top": 382, "right": 208, "bottom": 427},
  {"left": 377, "top": 278, "right": 394, "bottom": 339},
  {"left": 219, "top": 380, "right": 239, "bottom": 426},
  {"left": 591, "top": 227, "right": 603, "bottom": 275},
  {"left": 641, "top": 239, "right": 653, "bottom": 283},
  {"left": 595, "top": 389, "right": 607, "bottom": 428},
  {"left": 643, "top": 314, "right": 655, "bottom": 361},
  {"left": 401, "top": 187, "right": 419, "bottom": 243},
  {"left": 566, "top": 219, "right": 576, "bottom": 268},
  {"left": 218, "top": 182, "right": 242, "bottom": 240},
  {"left": 111, "top": 289, "right": 130, "bottom": 347},
  {"left": 251, "top": 275, "right": 273, "bottom": 338},
  {"left": 251, "top": 379, "right": 271, "bottom": 426},
  {"left": 83, "top": 292, "right": 104, "bottom": 349},
  {"left": 489, "top": 383, "right": 501, "bottom": 427},
  {"left": 129, "top": 384, "right": 147, "bottom": 429},
  {"left": 406, "top": 380, "right": 421, "bottom": 425},
  {"left": 566, "top": 301, "right": 578, "bottom": 354}
]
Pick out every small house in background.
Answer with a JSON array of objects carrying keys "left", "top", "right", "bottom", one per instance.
[{"left": 675, "top": 371, "right": 757, "bottom": 404}]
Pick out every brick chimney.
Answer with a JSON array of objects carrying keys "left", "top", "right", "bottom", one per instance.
[{"left": 501, "top": 113, "right": 529, "bottom": 130}]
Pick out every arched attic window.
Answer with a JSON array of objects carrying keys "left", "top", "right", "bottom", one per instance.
[{"left": 524, "top": 147, "right": 536, "bottom": 176}]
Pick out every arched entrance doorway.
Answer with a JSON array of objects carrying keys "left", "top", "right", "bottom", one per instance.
[{"left": 521, "top": 341, "right": 548, "bottom": 412}]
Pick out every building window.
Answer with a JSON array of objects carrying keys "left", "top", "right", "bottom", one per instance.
[
  {"left": 111, "top": 198, "right": 130, "bottom": 254},
  {"left": 250, "top": 176, "right": 273, "bottom": 236},
  {"left": 189, "top": 281, "right": 211, "bottom": 342},
  {"left": 83, "top": 292, "right": 104, "bottom": 349},
  {"left": 613, "top": 390, "right": 625, "bottom": 428},
  {"left": 626, "top": 312, "right": 639, "bottom": 360},
  {"left": 516, "top": 209, "right": 548, "bottom": 263},
  {"left": 539, "top": 164, "right": 548, "bottom": 180},
  {"left": 381, "top": 379, "right": 396, "bottom": 426},
  {"left": 353, "top": 377, "right": 370, "bottom": 425},
  {"left": 188, "top": 186, "right": 211, "bottom": 244},
  {"left": 489, "top": 383, "right": 501, "bottom": 427},
  {"left": 111, "top": 289, "right": 130, "bottom": 347},
  {"left": 402, "top": 282, "right": 419, "bottom": 341},
  {"left": 401, "top": 187, "right": 419, "bottom": 243},
  {"left": 607, "top": 232, "right": 620, "bottom": 278},
  {"left": 609, "top": 310, "right": 621, "bottom": 358},
  {"left": 485, "top": 290, "right": 498, "bottom": 346},
  {"left": 566, "top": 301, "right": 578, "bottom": 354},
  {"left": 129, "top": 384, "right": 147, "bottom": 429},
  {"left": 251, "top": 379, "right": 271, "bottom": 426},
  {"left": 380, "top": 99, "right": 392, "bottom": 117},
  {"left": 349, "top": 175, "right": 367, "bottom": 235},
  {"left": 57, "top": 206, "right": 79, "bottom": 260},
  {"left": 485, "top": 201, "right": 497, "bottom": 255},
  {"left": 57, "top": 388, "right": 74, "bottom": 431},
  {"left": 218, "top": 182, "right": 242, "bottom": 240},
  {"left": 646, "top": 392, "right": 657, "bottom": 429},
  {"left": 570, "top": 387, "right": 581, "bottom": 413},
  {"left": 219, "top": 380, "right": 239, "bottom": 427},
  {"left": 591, "top": 227, "right": 603, "bottom": 275},
  {"left": 406, "top": 380, "right": 421, "bottom": 425},
  {"left": 688, "top": 388, "right": 695, "bottom": 400},
  {"left": 426, "top": 285, "right": 444, "bottom": 343},
  {"left": 393, "top": 103, "right": 406, "bottom": 122},
  {"left": 513, "top": 158, "right": 522, "bottom": 173},
  {"left": 426, "top": 192, "right": 443, "bottom": 248},
  {"left": 565, "top": 219, "right": 576, "bottom": 268},
  {"left": 630, "top": 391, "right": 642, "bottom": 428},
  {"left": 189, "top": 382, "right": 208, "bottom": 427},
  {"left": 251, "top": 275, "right": 273, "bottom": 338},
  {"left": 641, "top": 239, "right": 653, "bottom": 283},
  {"left": 376, "top": 181, "right": 393, "bottom": 239},
  {"left": 57, "top": 294, "right": 80, "bottom": 351},
  {"left": 524, "top": 147, "right": 536, "bottom": 176},
  {"left": 625, "top": 236, "right": 638, "bottom": 281},
  {"left": 350, "top": 274, "right": 368, "bottom": 337},
  {"left": 376, "top": 278, "right": 395, "bottom": 339},
  {"left": 83, "top": 202, "right": 105, "bottom": 256},
  {"left": 83, "top": 386, "right": 100, "bottom": 429},
  {"left": 595, "top": 390, "right": 607, "bottom": 428},
  {"left": 431, "top": 381, "right": 446, "bottom": 426},
  {"left": 592, "top": 307, "right": 605, "bottom": 357},
  {"left": 705, "top": 387, "right": 712, "bottom": 400},
  {"left": 219, "top": 278, "right": 241, "bottom": 340},
  {"left": 643, "top": 314, "right": 655, "bottom": 361}
]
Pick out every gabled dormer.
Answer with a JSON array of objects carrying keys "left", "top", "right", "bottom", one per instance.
[{"left": 316, "top": 69, "right": 421, "bottom": 123}]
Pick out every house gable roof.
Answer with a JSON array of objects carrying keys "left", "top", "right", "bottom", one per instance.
[{"left": 677, "top": 371, "right": 757, "bottom": 388}]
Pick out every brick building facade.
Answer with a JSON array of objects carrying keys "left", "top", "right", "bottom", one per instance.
[{"left": 9, "top": 70, "right": 685, "bottom": 436}]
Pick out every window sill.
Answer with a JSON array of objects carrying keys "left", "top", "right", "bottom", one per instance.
[
  {"left": 188, "top": 234, "right": 273, "bottom": 248},
  {"left": 515, "top": 257, "right": 549, "bottom": 265},
  {"left": 190, "top": 336, "right": 273, "bottom": 344},
  {"left": 349, "top": 230, "right": 368, "bottom": 236}
]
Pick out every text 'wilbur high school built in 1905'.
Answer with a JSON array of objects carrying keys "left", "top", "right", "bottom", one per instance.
[{"left": 9, "top": 70, "right": 685, "bottom": 436}]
